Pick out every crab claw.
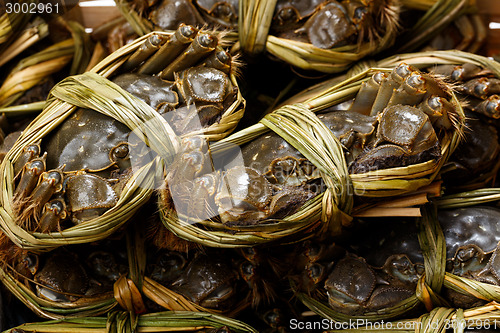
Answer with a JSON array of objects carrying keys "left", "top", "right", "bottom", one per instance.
[
  {"left": 13, "top": 154, "right": 47, "bottom": 208},
  {"left": 19, "top": 166, "right": 64, "bottom": 227},
  {"left": 13, "top": 141, "right": 42, "bottom": 178},
  {"left": 39, "top": 198, "right": 67, "bottom": 233}
]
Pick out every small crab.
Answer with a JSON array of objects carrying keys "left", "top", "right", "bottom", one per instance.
[
  {"left": 170, "top": 252, "right": 240, "bottom": 309},
  {"left": 162, "top": 136, "right": 318, "bottom": 226},
  {"left": 441, "top": 111, "right": 500, "bottom": 190},
  {"left": 345, "top": 63, "right": 459, "bottom": 173},
  {"left": 147, "top": 245, "right": 283, "bottom": 312}
]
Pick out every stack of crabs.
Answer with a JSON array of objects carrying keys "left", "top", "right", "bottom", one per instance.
[{"left": 1, "top": 1, "right": 500, "bottom": 333}]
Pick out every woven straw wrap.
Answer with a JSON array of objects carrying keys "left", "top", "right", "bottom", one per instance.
[
  {"left": 160, "top": 103, "right": 353, "bottom": 247},
  {"left": 7, "top": 310, "right": 258, "bottom": 333},
  {"left": 396, "top": 0, "right": 484, "bottom": 53},
  {"left": 159, "top": 64, "right": 465, "bottom": 247},
  {"left": 373, "top": 50, "right": 500, "bottom": 77},
  {"left": 0, "top": 7, "right": 48, "bottom": 67},
  {"left": 0, "top": 20, "right": 92, "bottom": 108},
  {"left": 0, "top": 31, "right": 244, "bottom": 252}
]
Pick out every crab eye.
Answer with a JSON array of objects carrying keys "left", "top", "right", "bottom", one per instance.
[
  {"left": 112, "top": 143, "right": 129, "bottom": 160},
  {"left": 353, "top": 6, "right": 368, "bottom": 21},
  {"left": 392, "top": 258, "right": 411, "bottom": 275}
]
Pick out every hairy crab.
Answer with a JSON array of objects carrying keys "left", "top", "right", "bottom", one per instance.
[
  {"left": 128, "top": 0, "right": 398, "bottom": 54},
  {"left": 10, "top": 25, "right": 239, "bottom": 235},
  {"left": 271, "top": 0, "right": 398, "bottom": 49},
  {"left": 427, "top": 63, "right": 500, "bottom": 189},
  {"left": 145, "top": 243, "right": 288, "bottom": 313},
  {"left": 289, "top": 239, "right": 419, "bottom": 316},
  {"left": 147, "top": 248, "right": 250, "bottom": 311},
  {"left": 289, "top": 205, "right": 500, "bottom": 317},
  {"left": 12, "top": 109, "right": 131, "bottom": 233},
  {"left": 161, "top": 63, "right": 457, "bottom": 227},
  {"left": 349, "top": 206, "right": 500, "bottom": 309},
  {"left": 441, "top": 111, "right": 500, "bottom": 190}
]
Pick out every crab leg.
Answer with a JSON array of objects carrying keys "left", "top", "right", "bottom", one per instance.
[
  {"left": 24, "top": 168, "right": 64, "bottom": 220},
  {"left": 138, "top": 24, "right": 198, "bottom": 75},
  {"left": 418, "top": 96, "right": 454, "bottom": 130},
  {"left": 13, "top": 155, "right": 46, "bottom": 206},
  {"left": 471, "top": 95, "right": 500, "bottom": 119},
  {"left": 121, "top": 34, "right": 167, "bottom": 72},
  {"left": 450, "top": 63, "right": 483, "bottom": 81},
  {"left": 13, "top": 142, "right": 41, "bottom": 178},
  {"left": 200, "top": 48, "right": 232, "bottom": 75},
  {"left": 387, "top": 72, "right": 427, "bottom": 107},
  {"left": 160, "top": 32, "right": 218, "bottom": 81},
  {"left": 432, "top": 64, "right": 456, "bottom": 77},
  {"left": 39, "top": 198, "right": 67, "bottom": 233},
  {"left": 459, "top": 77, "right": 500, "bottom": 99},
  {"left": 370, "top": 63, "right": 414, "bottom": 115},
  {"left": 350, "top": 71, "right": 387, "bottom": 115}
]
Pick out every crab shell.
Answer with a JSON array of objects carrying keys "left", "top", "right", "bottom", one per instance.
[
  {"left": 169, "top": 252, "right": 240, "bottom": 309},
  {"left": 34, "top": 251, "right": 89, "bottom": 302},
  {"left": 323, "top": 252, "right": 417, "bottom": 315},
  {"left": 196, "top": 0, "right": 239, "bottom": 27},
  {"left": 149, "top": 0, "right": 206, "bottom": 31},
  {"left": 113, "top": 66, "right": 235, "bottom": 135},
  {"left": 43, "top": 108, "right": 131, "bottom": 177},
  {"left": 273, "top": 0, "right": 325, "bottom": 25}
]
